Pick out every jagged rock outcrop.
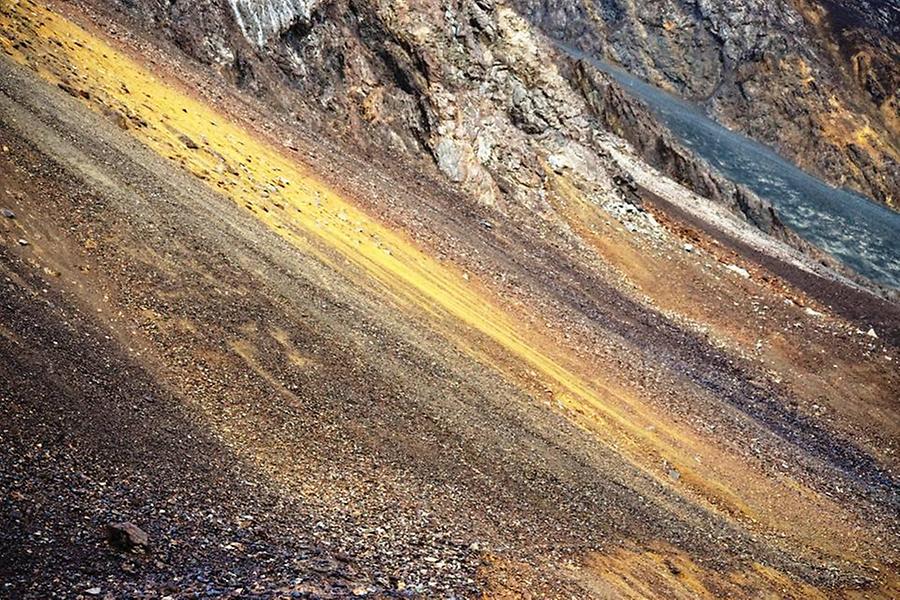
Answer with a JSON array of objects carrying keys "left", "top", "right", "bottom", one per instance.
[
  {"left": 227, "top": 0, "right": 324, "bottom": 47},
  {"left": 568, "top": 60, "right": 784, "bottom": 233},
  {"left": 106, "top": 0, "right": 792, "bottom": 232},
  {"left": 510, "top": 0, "right": 900, "bottom": 208}
]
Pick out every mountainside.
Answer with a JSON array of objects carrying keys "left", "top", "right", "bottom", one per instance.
[
  {"left": 103, "top": 0, "right": 772, "bottom": 218},
  {"left": 1, "top": 0, "right": 899, "bottom": 598},
  {"left": 513, "top": 0, "right": 900, "bottom": 209}
]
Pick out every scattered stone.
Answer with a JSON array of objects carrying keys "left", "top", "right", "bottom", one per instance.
[
  {"left": 664, "top": 559, "right": 682, "bottom": 576},
  {"left": 2, "top": 208, "right": 15, "bottom": 218},
  {"left": 179, "top": 134, "right": 200, "bottom": 150},
  {"left": 17, "top": 238, "right": 28, "bottom": 246},
  {"left": 866, "top": 328, "right": 878, "bottom": 339},
  {"left": 547, "top": 154, "right": 568, "bottom": 173},
  {"left": 682, "top": 243, "right": 694, "bottom": 253},
  {"left": 57, "top": 81, "right": 79, "bottom": 97},
  {"left": 804, "top": 307, "right": 823, "bottom": 318},
  {"left": 106, "top": 522, "right": 150, "bottom": 552},
  {"left": 725, "top": 264, "right": 750, "bottom": 279},
  {"left": 85, "top": 587, "right": 102, "bottom": 596},
  {"left": 604, "top": 199, "right": 663, "bottom": 238},
  {"left": 56, "top": 81, "right": 92, "bottom": 100},
  {"left": 107, "top": 108, "right": 129, "bottom": 130}
]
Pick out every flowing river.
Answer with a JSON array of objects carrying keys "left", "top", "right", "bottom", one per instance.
[{"left": 558, "top": 43, "right": 900, "bottom": 290}]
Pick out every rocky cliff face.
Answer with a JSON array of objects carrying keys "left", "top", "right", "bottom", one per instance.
[
  {"left": 227, "top": 0, "right": 324, "bottom": 47},
  {"left": 107, "top": 0, "right": 791, "bottom": 238},
  {"left": 511, "top": 0, "right": 900, "bottom": 208}
]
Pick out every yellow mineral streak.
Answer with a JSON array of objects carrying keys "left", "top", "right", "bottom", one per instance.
[
  {"left": 583, "top": 544, "right": 831, "bottom": 600},
  {"left": 0, "top": 0, "right": 884, "bottom": 572}
]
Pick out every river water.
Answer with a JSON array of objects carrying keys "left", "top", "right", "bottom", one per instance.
[{"left": 558, "top": 44, "right": 900, "bottom": 289}]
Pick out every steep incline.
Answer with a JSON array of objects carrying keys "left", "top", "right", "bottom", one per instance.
[
  {"left": 1, "top": 1, "right": 898, "bottom": 598},
  {"left": 512, "top": 0, "right": 900, "bottom": 208},
  {"left": 85, "top": 0, "right": 797, "bottom": 234}
]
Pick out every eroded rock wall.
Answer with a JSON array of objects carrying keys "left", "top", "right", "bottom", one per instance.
[
  {"left": 105, "top": 0, "right": 787, "bottom": 232},
  {"left": 512, "top": 0, "right": 900, "bottom": 208}
]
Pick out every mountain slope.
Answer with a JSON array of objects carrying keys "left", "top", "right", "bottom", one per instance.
[
  {"left": 512, "top": 0, "right": 900, "bottom": 208},
  {"left": 1, "top": 1, "right": 898, "bottom": 598},
  {"left": 91, "top": 0, "right": 797, "bottom": 227}
]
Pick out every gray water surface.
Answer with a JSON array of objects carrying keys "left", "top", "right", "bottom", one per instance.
[{"left": 559, "top": 43, "right": 900, "bottom": 289}]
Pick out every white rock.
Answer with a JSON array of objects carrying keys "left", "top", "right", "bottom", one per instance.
[
  {"left": 227, "top": 0, "right": 324, "bottom": 47},
  {"left": 867, "top": 328, "right": 878, "bottom": 339},
  {"left": 547, "top": 154, "right": 568, "bottom": 173},
  {"left": 725, "top": 264, "right": 750, "bottom": 278}
]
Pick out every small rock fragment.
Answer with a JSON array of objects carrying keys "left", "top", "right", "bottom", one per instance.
[
  {"left": 179, "top": 134, "right": 200, "bottom": 150},
  {"left": 106, "top": 522, "right": 150, "bottom": 552},
  {"left": 866, "top": 328, "right": 878, "bottom": 339},
  {"left": 683, "top": 243, "right": 694, "bottom": 253},
  {"left": 2, "top": 208, "right": 15, "bottom": 218},
  {"left": 665, "top": 559, "right": 682, "bottom": 576},
  {"left": 725, "top": 264, "right": 750, "bottom": 279},
  {"left": 17, "top": 238, "right": 28, "bottom": 246},
  {"left": 85, "top": 587, "right": 102, "bottom": 596},
  {"left": 57, "top": 81, "right": 79, "bottom": 97}
]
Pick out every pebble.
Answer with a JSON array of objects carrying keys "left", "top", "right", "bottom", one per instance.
[
  {"left": 17, "top": 238, "right": 28, "bottom": 246},
  {"left": 683, "top": 243, "right": 694, "bottom": 253},
  {"left": 2, "top": 208, "right": 15, "bottom": 218},
  {"left": 179, "top": 134, "right": 200, "bottom": 150},
  {"left": 106, "top": 521, "right": 150, "bottom": 551},
  {"left": 85, "top": 587, "right": 102, "bottom": 596},
  {"left": 725, "top": 264, "right": 750, "bottom": 279}
]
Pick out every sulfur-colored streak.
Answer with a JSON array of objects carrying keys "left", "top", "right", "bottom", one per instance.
[{"left": 0, "top": 0, "right": 885, "bottom": 573}]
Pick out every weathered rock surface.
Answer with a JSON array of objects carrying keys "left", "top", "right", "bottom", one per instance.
[
  {"left": 3, "top": 2, "right": 900, "bottom": 598},
  {"left": 511, "top": 0, "right": 900, "bottom": 208},
  {"left": 106, "top": 521, "right": 150, "bottom": 552},
  {"left": 106, "top": 0, "right": 788, "bottom": 234}
]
